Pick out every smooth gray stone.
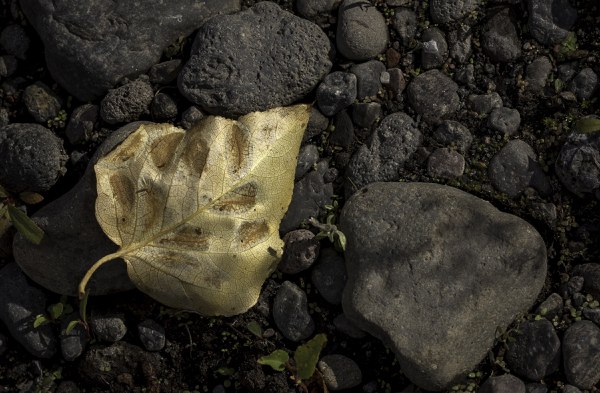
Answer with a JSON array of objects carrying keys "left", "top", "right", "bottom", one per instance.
[
  {"left": 0, "top": 263, "right": 57, "bottom": 358},
  {"left": 487, "top": 107, "right": 521, "bottom": 135},
  {"left": 427, "top": 148, "right": 465, "bottom": 179},
  {"left": 340, "top": 182, "right": 547, "bottom": 390},
  {"left": 179, "top": 2, "right": 331, "bottom": 116},
  {"left": 350, "top": 60, "right": 386, "bottom": 100},
  {"left": 336, "top": 0, "right": 388, "bottom": 61},
  {"left": 20, "top": 0, "right": 241, "bottom": 101},
  {"left": 311, "top": 248, "right": 347, "bottom": 305},
  {"left": 318, "top": 354, "right": 362, "bottom": 391},
  {"left": 12, "top": 123, "right": 149, "bottom": 296},
  {"left": 478, "top": 374, "right": 526, "bottom": 393},
  {"left": 525, "top": 56, "right": 552, "bottom": 93},
  {"left": 272, "top": 281, "right": 314, "bottom": 342}
]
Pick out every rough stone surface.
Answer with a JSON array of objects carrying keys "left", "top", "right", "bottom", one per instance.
[
  {"left": 151, "top": 92, "right": 178, "bottom": 121},
  {"left": 448, "top": 25, "right": 472, "bottom": 64},
  {"left": 535, "top": 292, "right": 563, "bottom": 320},
  {"left": 467, "top": 92, "right": 502, "bottom": 115},
  {"left": 478, "top": 374, "right": 526, "bottom": 393},
  {"left": 295, "top": 144, "right": 320, "bottom": 180},
  {"left": 528, "top": 0, "right": 577, "bottom": 46},
  {"left": 138, "top": 319, "right": 166, "bottom": 352},
  {"left": 432, "top": 120, "right": 473, "bottom": 153},
  {"left": 562, "top": 321, "right": 600, "bottom": 389},
  {"left": 316, "top": 71, "right": 357, "bottom": 116},
  {"left": 280, "top": 170, "right": 333, "bottom": 234},
  {"left": 407, "top": 70, "right": 459, "bottom": 123},
  {"left": 22, "top": 82, "right": 62, "bottom": 123},
  {"left": 569, "top": 68, "right": 598, "bottom": 101},
  {"left": 90, "top": 312, "right": 127, "bottom": 343},
  {"left": 488, "top": 139, "right": 551, "bottom": 197},
  {"left": 147, "top": 60, "right": 182, "bottom": 85},
  {"left": 526, "top": 383, "right": 549, "bottom": 393},
  {"left": 487, "top": 107, "right": 521, "bottom": 135},
  {"left": 100, "top": 79, "right": 154, "bottom": 124},
  {"left": 336, "top": 0, "right": 388, "bottom": 61},
  {"left": 272, "top": 281, "right": 315, "bottom": 342},
  {"left": 0, "top": 24, "right": 30, "bottom": 59},
  {"left": 421, "top": 27, "right": 448, "bottom": 70},
  {"left": 481, "top": 8, "right": 521, "bottom": 63},
  {"left": 0, "top": 123, "right": 67, "bottom": 193},
  {"left": 505, "top": 319, "right": 561, "bottom": 380},
  {"left": 12, "top": 123, "right": 144, "bottom": 296},
  {"left": 65, "top": 104, "right": 99, "bottom": 145},
  {"left": 311, "top": 248, "right": 347, "bottom": 305},
  {"left": 0, "top": 263, "right": 57, "bottom": 358},
  {"left": 279, "top": 230, "right": 320, "bottom": 274},
  {"left": 318, "top": 354, "right": 362, "bottom": 391},
  {"left": 525, "top": 56, "right": 552, "bottom": 93},
  {"left": 392, "top": 8, "right": 417, "bottom": 46},
  {"left": 179, "top": 106, "right": 204, "bottom": 130},
  {"left": 345, "top": 112, "right": 422, "bottom": 195},
  {"left": 350, "top": 60, "right": 386, "bottom": 99},
  {"left": 555, "top": 131, "right": 600, "bottom": 197},
  {"left": 296, "top": 0, "right": 338, "bottom": 19},
  {"left": 179, "top": 2, "right": 331, "bottom": 116},
  {"left": 340, "top": 182, "right": 547, "bottom": 390},
  {"left": 572, "top": 263, "right": 600, "bottom": 299},
  {"left": 0, "top": 332, "right": 6, "bottom": 357},
  {"left": 430, "top": 0, "right": 477, "bottom": 24},
  {"left": 20, "top": 0, "right": 241, "bottom": 101},
  {"left": 352, "top": 102, "right": 382, "bottom": 129},
  {"left": 427, "top": 148, "right": 465, "bottom": 179}
]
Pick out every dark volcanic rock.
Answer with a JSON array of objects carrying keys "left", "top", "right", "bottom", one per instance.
[
  {"left": 273, "top": 281, "right": 315, "bottom": 342},
  {"left": 562, "top": 321, "right": 600, "bottom": 389},
  {"left": 0, "top": 123, "right": 67, "bottom": 193},
  {"left": 178, "top": 2, "right": 331, "bottom": 116},
  {"left": 12, "top": 123, "right": 147, "bottom": 296},
  {"left": 20, "top": 0, "right": 240, "bottom": 101},
  {"left": 100, "top": 79, "right": 154, "bottom": 125},
  {"left": 407, "top": 70, "right": 459, "bottom": 124},
  {"left": 481, "top": 8, "right": 521, "bottom": 63},
  {"left": 555, "top": 130, "right": 600, "bottom": 197},
  {"left": 336, "top": 0, "right": 388, "bottom": 61},
  {"left": 528, "top": 0, "right": 577, "bottom": 46},
  {"left": 340, "top": 182, "right": 547, "bottom": 390}
]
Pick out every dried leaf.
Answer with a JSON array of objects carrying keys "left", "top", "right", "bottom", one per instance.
[{"left": 80, "top": 105, "right": 311, "bottom": 316}]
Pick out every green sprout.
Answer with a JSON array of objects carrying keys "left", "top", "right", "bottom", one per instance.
[
  {"left": 0, "top": 184, "right": 45, "bottom": 245},
  {"left": 308, "top": 200, "right": 347, "bottom": 252},
  {"left": 258, "top": 333, "right": 328, "bottom": 392},
  {"left": 574, "top": 116, "right": 600, "bottom": 134}
]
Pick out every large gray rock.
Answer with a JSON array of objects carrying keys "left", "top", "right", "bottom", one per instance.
[
  {"left": 178, "top": 2, "right": 331, "bottom": 116},
  {"left": 0, "top": 263, "right": 57, "bottom": 358},
  {"left": 340, "top": 182, "right": 547, "bottom": 391},
  {"left": 19, "top": 0, "right": 240, "bottom": 102},
  {"left": 12, "top": 123, "right": 149, "bottom": 296},
  {"left": 345, "top": 112, "right": 422, "bottom": 196}
]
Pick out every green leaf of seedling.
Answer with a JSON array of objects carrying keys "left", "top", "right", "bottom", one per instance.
[
  {"left": 294, "top": 333, "right": 327, "bottom": 381},
  {"left": 258, "top": 349, "right": 289, "bottom": 372},
  {"left": 48, "top": 302, "right": 64, "bottom": 320},
  {"left": 65, "top": 320, "right": 80, "bottom": 335},
  {"left": 246, "top": 320, "right": 263, "bottom": 338},
  {"left": 215, "top": 367, "right": 235, "bottom": 376},
  {"left": 7, "top": 205, "right": 44, "bottom": 245},
  {"left": 33, "top": 314, "right": 50, "bottom": 328},
  {"left": 0, "top": 185, "right": 7, "bottom": 198},
  {"left": 335, "top": 231, "right": 347, "bottom": 252},
  {"left": 0, "top": 203, "right": 8, "bottom": 218},
  {"left": 575, "top": 117, "right": 600, "bottom": 134}
]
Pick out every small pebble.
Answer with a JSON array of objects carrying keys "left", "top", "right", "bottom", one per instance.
[
  {"left": 330, "top": 110, "right": 354, "bottom": 149},
  {"left": 138, "top": 319, "right": 166, "bottom": 352},
  {"left": 478, "top": 374, "right": 526, "bottom": 393},
  {"left": 352, "top": 102, "right": 381, "bottom": 129},
  {"left": 151, "top": 92, "right": 178, "bottom": 120},
  {"left": 0, "top": 24, "right": 30, "bottom": 59},
  {"left": 100, "top": 79, "right": 154, "bottom": 124},
  {"left": 311, "top": 248, "right": 347, "bottom": 305},
  {"left": 427, "top": 148, "right": 465, "bottom": 179},
  {"left": 23, "top": 81, "right": 62, "bottom": 123},
  {"left": 316, "top": 71, "right": 357, "bottom": 116},
  {"left": 336, "top": 0, "right": 388, "bottom": 60},
  {"left": 279, "top": 230, "right": 320, "bottom": 274},
  {"left": 487, "top": 107, "right": 521, "bottom": 135},
  {"left": 180, "top": 106, "right": 204, "bottom": 130},
  {"left": 350, "top": 60, "right": 386, "bottom": 100},
  {"left": 148, "top": 59, "right": 182, "bottom": 84},
  {"left": 535, "top": 292, "right": 563, "bottom": 320},
  {"left": 65, "top": 104, "right": 99, "bottom": 145},
  {"left": 432, "top": 120, "right": 472, "bottom": 154},
  {"left": 295, "top": 145, "right": 320, "bottom": 180},
  {"left": 318, "top": 354, "right": 362, "bottom": 391},
  {"left": 90, "top": 312, "right": 127, "bottom": 343}
]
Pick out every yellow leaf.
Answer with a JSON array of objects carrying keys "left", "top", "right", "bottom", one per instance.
[{"left": 79, "top": 105, "right": 311, "bottom": 316}]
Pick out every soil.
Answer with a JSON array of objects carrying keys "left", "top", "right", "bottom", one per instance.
[{"left": 1, "top": 0, "right": 600, "bottom": 392}]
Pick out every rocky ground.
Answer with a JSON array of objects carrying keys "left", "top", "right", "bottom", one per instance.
[{"left": 0, "top": 0, "right": 600, "bottom": 392}]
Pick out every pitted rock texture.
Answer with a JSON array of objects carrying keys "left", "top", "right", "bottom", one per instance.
[
  {"left": 12, "top": 123, "right": 147, "bottom": 296},
  {"left": 20, "top": 0, "right": 241, "bottom": 101},
  {"left": 340, "top": 182, "right": 547, "bottom": 391},
  {"left": 178, "top": 2, "right": 331, "bottom": 116}
]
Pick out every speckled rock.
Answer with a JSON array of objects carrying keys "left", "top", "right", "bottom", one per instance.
[
  {"left": 427, "top": 148, "right": 465, "bottom": 179},
  {"left": 528, "top": 0, "right": 577, "bottom": 46},
  {"left": 525, "top": 56, "right": 552, "bottom": 93},
  {"left": 569, "top": 68, "right": 598, "bottom": 101},
  {"left": 345, "top": 112, "right": 422, "bottom": 195},
  {"left": 350, "top": 60, "right": 386, "bottom": 99},
  {"left": 430, "top": 0, "right": 477, "bottom": 24},
  {"left": 340, "top": 182, "right": 547, "bottom": 390},
  {"left": 296, "top": 0, "right": 338, "bottom": 19},
  {"left": 90, "top": 312, "right": 127, "bottom": 343},
  {"left": 20, "top": 0, "right": 240, "bottom": 101},
  {"left": 279, "top": 230, "right": 320, "bottom": 274},
  {"left": 572, "top": 263, "right": 600, "bottom": 299},
  {"left": 432, "top": 120, "right": 473, "bottom": 153},
  {"left": 555, "top": 130, "right": 600, "bottom": 197},
  {"left": 407, "top": 70, "right": 460, "bottom": 123},
  {"left": 562, "top": 321, "right": 600, "bottom": 389},
  {"left": 487, "top": 107, "right": 521, "bottom": 135},
  {"left": 336, "top": 0, "right": 388, "bottom": 61},
  {"left": 100, "top": 79, "right": 154, "bottom": 124},
  {"left": 178, "top": 2, "right": 331, "bottom": 116},
  {"left": 22, "top": 82, "right": 62, "bottom": 123},
  {"left": 316, "top": 71, "right": 357, "bottom": 116},
  {"left": 467, "top": 92, "right": 502, "bottom": 115},
  {"left": 481, "top": 8, "right": 521, "bottom": 63},
  {"left": 421, "top": 27, "right": 448, "bottom": 70},
  {"left": 0, "top": 123, "right": 67, "bottom": 193},
  {"left": 137, "top": 319, "right": 166, "bottom": 352},
  {"left": 392, "top": 8, "right": 417, "bottom": 46}
]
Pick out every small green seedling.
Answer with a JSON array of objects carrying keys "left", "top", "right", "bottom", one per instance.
[
  {"left": 574, "top": 116, "right": 600, "bottom": 134},
  {"left": 258, "top": 333, "right": 328, "bottom": 392},
  {"left": 309, "top": 215, "right": 347, "bottom": 252},
  {"left": 33, "top": 295, "right": 74, "bottom": 328},
  {"left": 0, "top": 184, "right": 45, "bottom": 245}
]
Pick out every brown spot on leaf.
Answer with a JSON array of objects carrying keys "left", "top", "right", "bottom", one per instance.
[
  {"left": 212, "top": 182, "right": 257, "bottom": 213},
  {"left": 159, "top": 225, "right": 209, "bottom": 251},
  {"left": 238, "top": 219, "right": 269, "bottom": 249},
  {"left": 228, "top": 124, "right": 249, "bottom": 175},
  {"left": 181, "top": 130, "right": 209, "bottom": 178},
  {"left": 109, "top": 173, "right": 135, "bottom": 219},
  {"left": 150, "top": 132, "right": 184, "bottom": 169},
  {"left": 112, "top": 132, "right": 143, "bottom": 163}
]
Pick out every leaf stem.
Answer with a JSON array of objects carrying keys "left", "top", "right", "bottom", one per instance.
[{"left": 78, "top": 252, "right": 123, "bottom": 299}]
